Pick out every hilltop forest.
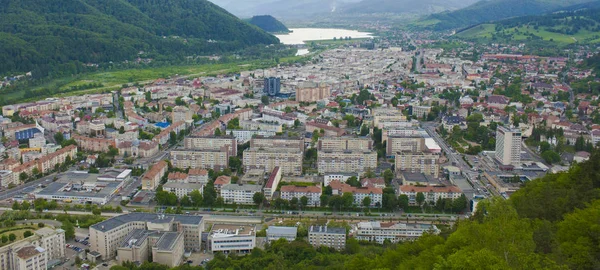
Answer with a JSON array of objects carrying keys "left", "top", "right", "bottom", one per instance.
[{"left": 0, "top": 0, "right": 280, "bottom": 78}]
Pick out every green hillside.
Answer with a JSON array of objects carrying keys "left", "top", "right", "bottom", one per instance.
[
  {"left": 455, "top": 3, "right": 600, "bottom": 45},
  {"left": 0, "top": 0, "right": 279, "bottom": 78},
  {"left": 246, "top": 15, "right": 290, "bottom": 33},
  {"left": 420, "top": 0, "right": 596, "bottom": 30}
]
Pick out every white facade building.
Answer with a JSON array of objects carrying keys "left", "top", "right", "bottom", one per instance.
[{"left": 495, "top": 126, "right": 522, "bottom": 166}]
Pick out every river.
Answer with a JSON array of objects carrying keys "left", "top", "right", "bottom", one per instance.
[{"left": 275, "top": 28, "right": 373, "bottom": 55}]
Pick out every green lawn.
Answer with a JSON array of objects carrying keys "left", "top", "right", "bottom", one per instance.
[{"left": 457, "top": 23, "right": 600, "bottom": 46}]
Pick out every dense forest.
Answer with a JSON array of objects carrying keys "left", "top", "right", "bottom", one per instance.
[
  {"left": 422, "top": 0, "right": 596, "bottom": 30},
  {"left": 183, "top": 151, "right": 600, "bottom": 269},
  {"left": 246, "top": 15, "right": 290, "bottom": 33},
  {"left": 0, "top": 0, "right": 280, "bottom": 78}
]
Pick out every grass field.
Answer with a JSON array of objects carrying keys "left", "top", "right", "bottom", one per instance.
[
  {"left": 0, "top": 224, "right": 41, "bottom": 247},
  {"left": 457, "top": 23, "right": 600, "bottom": 45}
]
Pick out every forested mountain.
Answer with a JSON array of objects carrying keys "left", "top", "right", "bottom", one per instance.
[
  {"left": 339, "top": 0, "right": 478, "bottom": 15},
  {"left": 455, "top": 1, "right": 600, "bottom": 45},
  {"left": 247, "top": 15, "right": 290, "bottom": 33},
  {"left": 0, "top": 0, "right": 279, "bottom": 78},
  {"left": 196, "top": 151, "right": 600, "bottom": 269},
  {"left": 421, "top": 0, "right": 597, "bottom": 30}
]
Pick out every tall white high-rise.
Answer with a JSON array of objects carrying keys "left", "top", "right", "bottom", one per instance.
[{"left": 495, "top": 126, "right": 522, "bottom": 166}]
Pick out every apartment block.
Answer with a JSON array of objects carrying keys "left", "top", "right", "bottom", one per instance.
[
  {"left": 296, "top": 82, "right": 331, "bottom": 102},
  {"left": 386, "top": 135, "right": 425, "bottom": 156},
  {"left": 263, "top": 167, "right": 282, "bottom": 200},
  {"left": 170, "top": 149, "right": 229, "bottom": 171},
  {"left": 317, "top": 150, "right": 377, "bottom": 174},
  {"left": 184, "top": 136, "right": 237, "bottom": 157},
  {"left": 0, "top": 228, "right": 65, "bottom": 270},
  {"left": 329, "top": 180, "right": 383, "bottom": 207},
  {"left": 396, "top": 185, "right": 462, "bottom": 205},
  {"left": 250, "top": 136, "right": 304, "bottom": 152},
  {"left": 266, "top": 226, "right": 297, "bottom": 242},
  {"left": 412, "top": 105, "right": 432, "bottom": 119},
  {"left": 317, "top": 137, "right": 373, "bottom": 151},
  {"left": 395, "top": 151, "right": 439, "bottom": 178},
  {"left": 495, "top": 126, "right": 522, "bottom": 166},
  {"left": 243, "top": 148, "right": 302, "bottom": 176},
  {"left": 280, "top": 185, "right": 322, "bottom": 207},
  {"left": 171, "top": 106, "right": 193, "bottom": 124},
  {"left": 323, "top": 172, "right": 359, "bottom": 187},
  {"left": 239, "top": 120, "right": 282, "bottom": 133},
  {"left": 73, "top": 135, "right": 116, "bottom": 152},
  {"left": 163, "top": 182, "right": 204, "bottom": 199},
  {"left": 308, "top": 226, "right": 346, "bottom": 250},
  {"left": 355, "top": 221, "right": 440, "bottom": 244},
  {"left": 89, "top": 213, "right": 204, "bottom": 260},
  {"left": 220, "top": 184, "right": 263, "bottom": 204},
  {"left": 142, "top": 160, "right": 167, "bottom": 191}
]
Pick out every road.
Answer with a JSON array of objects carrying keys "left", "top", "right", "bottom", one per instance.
[{"left": 0, "top": 173, "right": 58, "bottom": 201}]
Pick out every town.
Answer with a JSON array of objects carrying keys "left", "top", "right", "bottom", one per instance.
[{"left": 0, "top": 32, "right": 598, "bottom": 270}]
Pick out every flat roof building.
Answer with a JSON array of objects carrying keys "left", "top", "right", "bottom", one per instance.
[
  {"left": 208, "top": 224, "right": 256, "bottom": 253},
  {"left": 266, "top": 226, "right": 298, "bottom": 242},
  {"left": 308, "top": 226, "right": 346, "bottom": 250}
]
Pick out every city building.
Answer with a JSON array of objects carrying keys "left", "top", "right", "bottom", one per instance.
[
  {"left": 89, "top": 213, "right": 204, "bottom": 260},
  {"left": 296, "top": 82, "right": 331, "bottom": 102},
  {"left": 266, "top": 226, "right": 297, "bottom": 242},
  {"left": 73, "top": 135, "right": 116, "bottom": 153},
  {"left": 386, "top": 136, "right": 425, "bottom": 156},
  {"left": 263, "top": 167, "right": 281, "bottom": 200},
  {"left": 264, "top": 77, "right": 281, "bottom": 96},
  {"left": 396, "top": 185, "right": 463, "bottom": 205},
  {"left": 214, "top": 176, "right": 231, "bottom": 194},
  {"left": 170, "top": 149, "right": 229, "bottom": 171},
  {"left": 188, "top": 169, "right": 209, "bottom": 184},
  {"left": 171, "top": 106, "right": 193, "bottom": 124},
  {"left": 495, "top": 126, "right": 522, "bottom": 167},
  {"left": 323, "top": 173, "right": 359, "bottom": 187},
  {"left": 243, "top": 148, "right": 302, "bottom": 176},
  {"left": 395, "top": 151, "right": 439, "bottom": 178},
  {"left": 317, "top": 137, "right": 373, "bottom": 151},
  {"left": 0, "top": 228, "right": 65, "bottom": 270},
  {"left": 0, "top": 170, "right": 14, "bottom": 188},
  {"left": 28, "top": 133, "right": 45, "bottom": 148},
  {"left": 163, "top": 182, "right": 204, "bottom": 199},
  {"left": 226, "top": 130, "right": 277, "bottom": 143},
  {"left": 308, "top": 226, "right": 346, "bottom": 250},
  {"left": 35, "top": 173, "right": 126, "bottom": 205},
  {"left": 329, "top": 180, "right": 383, "bottom": 207},
  {"left": 411, "top": 105, "right": 432, "bottom": 119},
  {"left": 398, "top": 172, "right": 440, "bottom": 186},
  {"left": 220, "top": 184, "right": 263, "bottom": 204},
  {"left": 208, "top": 224, "right": 256, "bottom": 253},
  {"left": 184, "top": 136, "right": 237, "bottom": 156},
  {"left": 142, "top": 160, "right": 167, "bottom": 191},
  {"left": 249, "top": 136, "right": 304, "bottom": 152},
  {"left": 13, "top": 246, "right": 47, "bottom": 270},
  {"left": 317, "top": 150, "right": 377, "bottom": 174},
  {"left": 152, "top": 232, "right": 185, "bottom": 267},
  {"left": 280, "top": 185, "right": 322, "bottom": 207},
  {"left": 354, "top": 221, "right": 440, "bottom": 244}
]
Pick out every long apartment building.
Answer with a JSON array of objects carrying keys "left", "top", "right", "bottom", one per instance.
[
  {"left": 395, "top": 151, "right": 439, "bottom": 178},
  {"left": 249, "top": 136, "right": 304, "bottom": 152},
  {"left": 263, "top": 167, "right": 282, "bottom": 200},
  {"left": 170, "top": 149, "right": 229, "bottom": 171},
  {"left": 295, "top": 82, "right": 331, "bottom": 103},
  {"left": 184, "top": 136, "right": 237, "bottom": 157},
  {"left": 142, "top": 160, "right": 167, "bottom": 191},
  {"left": 11, "top": 145, "right": 78, "bottom": 182},
  {"left": 354, "top": 221, "right": 440, "bottom": 244},
  {"left": 280, "top": 185, "right": 322, "bottom": 207},
  {"left": 329, "top": 180, "right": 383, "bottom": 207},
  {"left": 220, "top": 184, "right": 263, "bottom": 204},
  {"left": 0, "top": 228, "right": 65, "bottom": 270},
  {"left": 317, "top": 150, "right": 377, "bottom": 174},
  {"left": 243, "top": 148, "right": 302, "bottom": 176},
  {"left": 89, "top": 213, "right": 204, "bottom": 260},
  {"left": 317, "top": 137, "right": 373, "bottom": 151},
  {"left": 396, "top": 185, "right": 462, "bottom": 205}
]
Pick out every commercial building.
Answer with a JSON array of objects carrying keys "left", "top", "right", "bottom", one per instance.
[
  {"left": 243, "top": 148, "right": 302, "bottom": 176},
  {"left": 163, "top": 182, "right": 204, "bottom": 199},
  {"left": 266, "top": 226, "right": 297, "bottom": 242},
  {"left": 89, "top": 213, "right": 204, "bottom": 260},
  {"left": 354, "top": 222, "right": 440, "bottom": 244},
  {"left": 170, "top": 149, "right": 229, "bottom": 171},
  {"left": 317, "top": 150, "right": 377, "bottom": 174},
  {"left": 308, "top": 226, "right": 346, "bottom": 250},
  {"left": 296, "top": 82, "right": 331, "bottom": 102},
  {"left": 220, "top": 184, "right": 263, "bottom": 204},
  {"left": 398, "top": 172, "right": 440, "bottom": 186},
  {"left": 142, "top": 160, "right": 167, "bottom": 191},
  {"left": 264, "top": 77, "right": 281, "bottom": 96},
  {"left": 184, "top": 136, "right": 237, "bottom": 157},
  {"left": 0, "top": 228, "right": 65, "bottom": 270},
  {"left": 208, "top": 224, "right": 256, "bottom": 253},
  {"left": 495, "top": 126, "right": 522, "bottom": 167},
  {"left": 396, "top": 185, "right": 462, "bottom": 205},
  {"left": 395, "top": 151, "right": 439, "bottom": 178},
  {"left": 317, "top": 137, "right": 373, "bottom": 151},
  {"left": 280, "top": 185, "right": 322, "bottom": 207}
]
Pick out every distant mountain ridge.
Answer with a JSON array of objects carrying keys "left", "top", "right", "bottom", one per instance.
[
  {"left": 0, "top": 0, "right": 279, "bottom": 77},
  {"left": 247, "top": 15, "right": 290, "bottom": 33},
  {"left": 340, "top": 0, "right": 478, "bottom": 15},
  {"left": 421, "top": 0, "right": 598, "bottom": 30}
]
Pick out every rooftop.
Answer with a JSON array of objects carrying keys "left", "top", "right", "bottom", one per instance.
[
  {"left": 309, "top": 226, "right": 345, "bottom": 235},
  {"left": 90, "top": 213, "right": 203, "bottom": 232},
  {"left": 154, "top": 232, "right": 182, "bottom": 251},
  {"left": 210, "top": 224, "right": 256, "bottom": 238},
  {"left": 16, "top": 246, "right": 44, "bottom": 259}
]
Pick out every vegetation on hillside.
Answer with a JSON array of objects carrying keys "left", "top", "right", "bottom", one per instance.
[
  {"left": 421, "top": 0, "right": 597, "bottom": 31},
  {"left": 247, "top": 15, "right": 290, "bottom": 33},
  {"left": 0, "top": 0, "right": 279, "bottom": 78}
]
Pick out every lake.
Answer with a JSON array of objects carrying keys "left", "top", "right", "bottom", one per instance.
[{"left": 275, "top": 28, "right": 373, "bottom": 55}]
